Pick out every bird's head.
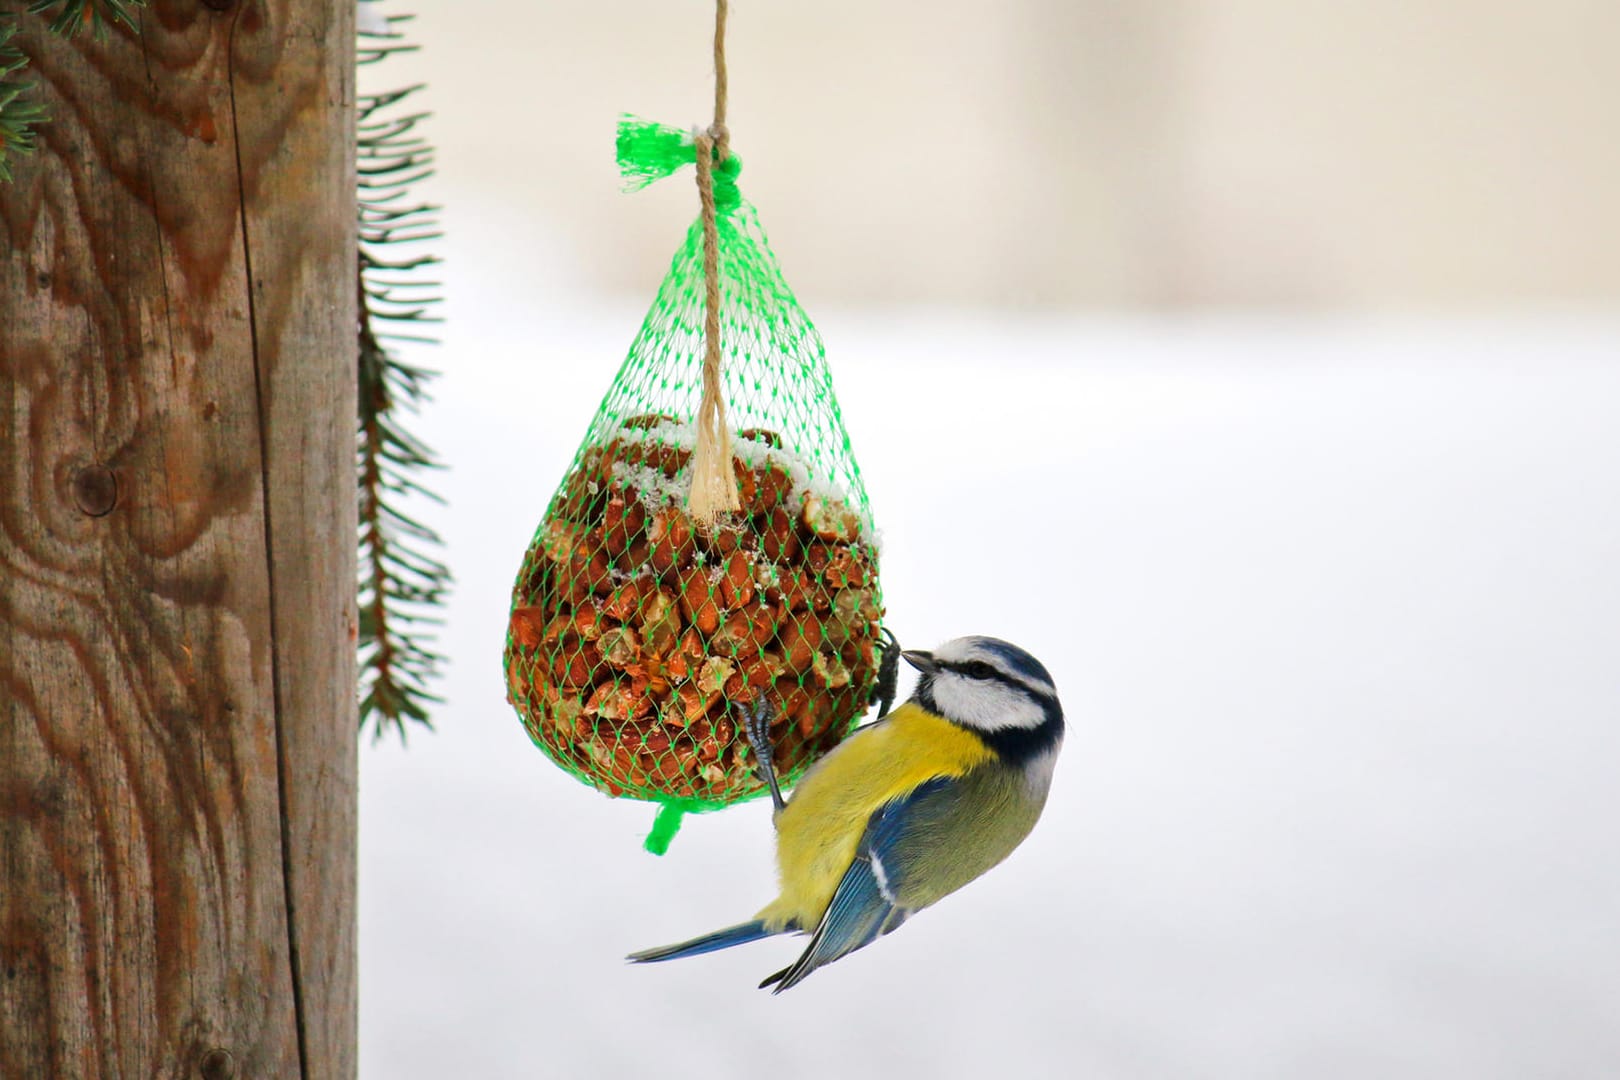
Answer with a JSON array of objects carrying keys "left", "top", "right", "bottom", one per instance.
[{"left": 902, "top": 636, "right": 1063, "bottom": 749}]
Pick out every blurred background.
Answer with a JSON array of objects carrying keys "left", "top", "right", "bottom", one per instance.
[
  {"left": 402, "top": 0, "right": 1619, "bottom": 309},
  {"left": 358, "top": 2, "right": 1620, "bottom": 1078}
]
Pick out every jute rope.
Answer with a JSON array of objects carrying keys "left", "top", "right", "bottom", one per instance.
[
  {"left": 686, "top": 0, "right": 740, "bottom": 527},
  {"left": 711, "top": 0, "right": 731, "bottom": 161}
]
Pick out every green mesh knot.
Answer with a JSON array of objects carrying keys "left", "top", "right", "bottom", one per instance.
[{"left": 505, "top": 116, "right": 882, "bottom": 853}]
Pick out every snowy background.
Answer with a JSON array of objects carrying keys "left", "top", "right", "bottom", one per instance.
[
  {"left": 357, "top": 2, "right": 1620, "bottom": 1077},
  {"left": 358, "top": 300, "right": 1620, "bottom": 1078}
]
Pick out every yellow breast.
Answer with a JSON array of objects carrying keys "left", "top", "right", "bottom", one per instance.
[{"left": 755, "top": 702, "right": 993, "bottom": 931}]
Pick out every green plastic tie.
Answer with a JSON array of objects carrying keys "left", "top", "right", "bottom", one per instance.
[
  {"left": 616, "top": 114, "right": 741, "bottom": 212},
  {"left": 616, "top": 116, "right": 693, "bottom": 190},
  {"left": 644, "top": 799, "right": 706, "bottom": 855}
]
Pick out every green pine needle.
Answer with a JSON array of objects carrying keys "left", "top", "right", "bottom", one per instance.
[
  {"left": 2, "top": 3, "right": 150, "bottom": 183},
  {"left": 0, "top": 20, "right": 42, "bottom": 183},
  {"left": 26, "top": 0, "right": 144, "bottom": 38},
  {"left": 357, "top": 12, "right": 449, "bottom": 744}
]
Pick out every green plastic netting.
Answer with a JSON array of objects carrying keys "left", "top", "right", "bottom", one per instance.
[{"left": 503, "top": 118, "right": 884, "bottom": 853}]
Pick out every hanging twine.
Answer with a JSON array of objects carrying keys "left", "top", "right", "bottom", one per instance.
[{"left": 685, "top": 0, "right": 741, "bottom": 528}]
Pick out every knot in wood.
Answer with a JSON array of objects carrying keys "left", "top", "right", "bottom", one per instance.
[
  {"left": 71, "top": 465, "right": 118, "bottom": 517},
  {"left": 198, "top": 1048, "right": 235, "bottom": 1080},
  {"left": 201, "top": 0, "right": 235, "bottom": 10}
]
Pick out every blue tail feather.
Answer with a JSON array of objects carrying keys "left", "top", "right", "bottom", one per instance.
[{"left": 627, "top": 919, "right": 776, "bottom": 963}]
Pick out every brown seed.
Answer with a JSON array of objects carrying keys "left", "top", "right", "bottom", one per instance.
[
  {"left": 698, "top": 655, "right": 736, "bottom": 695},
  {"left": 653, "top": 649, "right": 691, "bottom": 683},
  {"left": 752, "top": 461, "right": 795, "bottom": 513},
  {"left": 732, "top": 457, "right": 759, "bottom": 511},
  {"left": 839, "top": 631, "right": 879, "bottom": 672},
  {"left": 714, "top": 714, "right": 736, "bottom": 746},
  {"left": 772, "top": 679, "right": 812, "bottom": 729},
  {"left": 552, "top": 468, "right": 598, "bottom": 523},
  {"left": 759, "top": 505, "right": 800, "bottom": 562},
  {"left": 650, "top": 443, "right": 693, "bottom": 478},
  {"left": 638, "top": 588, "right": 681, "bottom": 654},
  {"left": 771, "top": 566, "right": 812, "bottom": 613},
  {"left": 542, "top": 688, "right": 586, "bottom": 737},
  {"left": 805, "top": 543, "right": 832, "bottom": 576},
  {"left": 649, "top": 506, "right": 696, "bottom": 574},
  {"left": 571, "top": 603, "right": 611, "bottom": 641},
  {"left": 702, "top": 519, "right": 748, "bottom": 556},
  {"left": 597, "top": 625, "right": 642, "bottom": 669},
  {"left": 669, "top": 683, "right": 720, "bottom": 728},
  {"left": 509, "top": 606, "right": 547, "bottom": 648},
  {"left": 677, "top": 627, "right": 707, "bottom": 665},
  {"left": 717, "top": 550, "right": 755, "bottom": 609},
  {"left": 560, "top": 532, "right": 614, "bottom": 597},
  {"left": 677, "top": 566, "right": 722, "bottom": 635},
  {"left": 723, "top": 671, "right": 759, "bottom": 703},
  {"left": 603, "top": 578, "right": 653, "bottom": 621},
  {"left": 586, "top": 681, "right": 651, "bottom": 722},
  {"left": 549, "top": 638, "right": 596, "bottom": 691},
  {"left": 717, "top": 604, "right": 777, "bottom": 658},
  {"left": 778, "top": 613, "right": 823, "bottom": 673},
  {"left": 801, "top": 493, "right": 859, "bottom": 543},
  {"left": 824, "top": 546, "right": 870, "bottom": 588},
  {"left": 668, "top": 744, "right": 702, "bottom": 785},
  {"left": 743, "top": 651, "right": 784, "bottom": 689},
  {"left": 601, "top": 492, "right": 647, "bottom": 559},
  {"left": 808, "top": 576, "right": 835, "bottom": 613},
  {"left": 831, "top": 586, "right": 882, "bottom": 642},
  {"left": 810, "top": 650, "right": 852, "bottom": 690},
  {"left": 542, "top": 518, "right": 588, "bottom": 564}
]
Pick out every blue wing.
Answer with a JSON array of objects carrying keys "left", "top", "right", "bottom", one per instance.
[{"left": 761, "top": 777, "right": 956, "bottom": 993}]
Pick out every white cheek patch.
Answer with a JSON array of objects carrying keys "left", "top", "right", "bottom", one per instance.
[
  {"left": 1022, "top": 741, "right": 1061, "bottom": 797},
  {"left": 930, "top": 673, "right": 1047, "bottom": 731}
]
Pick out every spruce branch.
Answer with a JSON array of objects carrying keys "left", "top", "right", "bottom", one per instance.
[
  {"left": 26, "top": 0, "right": 144, "bottom": 37},
  {"left": 356, "top": 6, "right": 449, "bottom": 742},
  {"left": 1, "top": 3, "right": 148, "bottom": 182},
  {"left": 0, "top": 19, "right": 43, "bottom": 183}
]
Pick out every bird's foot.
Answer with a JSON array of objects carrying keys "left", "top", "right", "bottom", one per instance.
[
  {"left": 741, "top": 697, "right": 786, "bottom": 815},
  {"left": 871, "top": 627, "right": 901, "bottom": 718}
]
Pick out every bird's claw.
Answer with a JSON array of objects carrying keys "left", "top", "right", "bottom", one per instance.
[
  {"left": 871, "top": 627, "right": 901, "bottom": 718},
  {"left": 741, "top": 697, "right": 786, "bottom": 815}
]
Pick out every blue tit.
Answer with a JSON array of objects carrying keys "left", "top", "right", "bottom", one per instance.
[{"left": 628, "top": 635, "right": 1064, "bottom": 992}]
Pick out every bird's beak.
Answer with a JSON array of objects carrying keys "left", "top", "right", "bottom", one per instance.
[{"left": 902, "top": 650, "right": 938, "bottom": 674}]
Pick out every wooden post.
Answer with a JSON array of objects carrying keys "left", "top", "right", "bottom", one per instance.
[{"left": 0, "top": 1, "right": 357, "bottom": 1076}]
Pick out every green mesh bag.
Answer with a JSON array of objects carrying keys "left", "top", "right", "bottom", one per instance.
[{"left": 504, "top": 118, "right": 884, "bottom": 853}]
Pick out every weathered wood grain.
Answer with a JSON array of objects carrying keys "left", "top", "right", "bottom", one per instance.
[{"left": 0, "top": 2, "right": 356, "bottom": 1076}]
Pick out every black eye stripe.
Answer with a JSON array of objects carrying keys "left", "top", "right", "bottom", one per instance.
[
  {"left": 941, "top": 659, "right": 1012, "bottom": 685},
  {"left": 936, "top": 658, "right": 1056, "bottom": 705}
]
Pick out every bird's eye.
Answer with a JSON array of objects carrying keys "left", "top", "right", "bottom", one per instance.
[{"left": 959, "top": 660, "right": 997, "bottom": 680}]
